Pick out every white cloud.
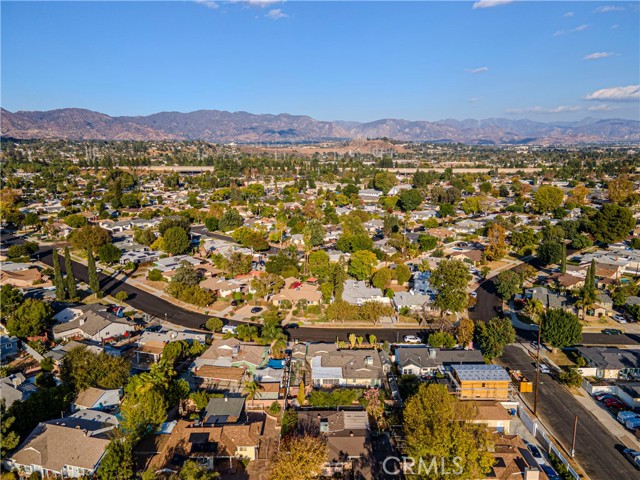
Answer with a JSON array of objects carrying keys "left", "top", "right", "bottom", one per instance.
[
  {"left": 468, "top": 97, "right": 485, "bottom": 103},
  {"left": 563, "top": 11, "right": 574, "bottom": 17},
  {"left": 583, "top": 52, "right": 618, "bottom": 60},
  {"left": 472, "top": 0, "right": 513, "bottom": 9},
  {"left": 585, "top": 85, "right": 640, "bottom": 102},
  {"left": 265, "top": 8, "right": 288, "bottom": 20},
  {"left": 195, "top": 0, "right": 218, "bottom": 9},
  {"left": 611, "top": 24, "right": 619, "bottom": 29},
  {"left": 235, "top": 0, "right": 283, "bottom": 7},
  {"left": 570, "top": 24, "right": 590, "bottom": 32},
  {"left": 466, "top": 66, "right": 489, "bottom": 74},
  {"left": 588, "top": 104, "right": 616, "bottom": 111},
  {"left": 593, "top": 5, "right": 624, "bottom": 13},
  {"left": 553, "top": 30, "right": 565, "bottom": 37},
  {"left": 507, "top": 105, "right": 582, "bottom": 114}
]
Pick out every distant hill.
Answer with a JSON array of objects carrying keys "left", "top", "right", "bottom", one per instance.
[{"left": 2, "top": 107, "right": 639, "bottom": 145}]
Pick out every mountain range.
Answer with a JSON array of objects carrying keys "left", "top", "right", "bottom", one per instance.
[{"left": 2, "top": 107, "right": 639, "bottom": 145}]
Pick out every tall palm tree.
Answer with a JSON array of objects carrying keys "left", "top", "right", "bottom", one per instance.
[
  {"left": 270, "top": 334, "right": 288, "bottom": 360},
  {"left": 576, "top": 286, "right": 598, "bottom": 320},
  {"left": 525, "top": 298, "right": 545, "bottom": 325},
  {"left": 243, "top": 379, "right": 263, "bottom": 407}
]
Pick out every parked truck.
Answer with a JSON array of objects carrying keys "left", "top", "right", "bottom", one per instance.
[{"left": 509, "top": 369, "right": 533, "bottom": 393}]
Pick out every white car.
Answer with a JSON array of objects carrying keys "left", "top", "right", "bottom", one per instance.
[
  {"left": 613, "top": 315, "right": 628, "bottom": 324},
  {"left": 403, "top": 335, "right": 422, "bottom": 344},
  {"left": 469, "top": 291, "right": 478, "bottom": 298},
  {"left": 222, "top": 325, "right": 237, "bottom": 334},
  {"left": 539, "top": 364, "right": 551, "bottom": 374}
]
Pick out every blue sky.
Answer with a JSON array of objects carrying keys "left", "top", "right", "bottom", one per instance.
[{"left": 2, "top": 1, "right": 639, "bottom": 122}]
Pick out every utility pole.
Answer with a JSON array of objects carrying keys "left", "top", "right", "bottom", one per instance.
[
  {"left": 571, "top": 416, "right": 578, "bottom": 458},
  {"left": 533, "top": 322, "right": 541, "bottom": 415}
]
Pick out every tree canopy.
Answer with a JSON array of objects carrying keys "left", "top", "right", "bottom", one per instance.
[
  {"left": 431, "top": 259, "right": 471, "bottom": 314},
  {"left": 541, "top": 308, "right": 582, "bottom": 348}
]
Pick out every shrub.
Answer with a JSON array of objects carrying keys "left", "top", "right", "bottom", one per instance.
[
  {"left": 558, "top": 367, "right": 582, "bottom": 388},
  {"left": 148, "top": 269, "right": 163, "bottom": 281},
  {"left": 115, "top": 291, "right": 129, "bottom": 302},
  {"left": 268, "top": 401, "right": 281, "bottom": 416}
]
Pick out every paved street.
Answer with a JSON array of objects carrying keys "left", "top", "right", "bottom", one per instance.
[{"left": 499, "top": 344, "right": 640, "bottom": 480}]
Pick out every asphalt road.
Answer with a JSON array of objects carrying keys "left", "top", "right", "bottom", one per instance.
[
  {"left": 500, "top": 344, "right": 640, "bottom": 480},
  {"left": 470, "top": 277, "right": 502, "bottom": 323},
  {"left": 35, "top": 246, "right": 427, "bottom": 341}
]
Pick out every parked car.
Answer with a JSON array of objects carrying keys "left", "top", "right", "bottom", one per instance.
[
  {"left": 403, "top": 335, "right": 422, "bottom": 344},
  {"left": 539, "top": 364, "right": 551, "bottom": 374},
  {"left": 617, "top": 410, "right": 639, "bottom": 424},
  {"left": 594, "top": 392, "right": 615, "bottom": 401},
  {"left": 613, "top": 315, "right": 628, "bottom": 324},
  {"left": 623, "top": 448, "right": 640, "bottom": 470},
  {"left": 525, "top": 443, "right": 546, "bottom": 465},
  {"left": 626, "top": 417, "right": 640, "bottom": 430},
  {"left": 222, "top": 325, "right": 237, "bottom": 334},
  {"left": 604, "top": 398, "right": 625, "bottom": 409},
  {"left": 251, "top": 307, "right": 263, "bottom": 314},
  {"left": 230, "top": 300, "right": 239, "bottom": 307},
  {"left": 602, "top": 328, "right": 623, "bottom": 335},
  {"left": 540, "top": 465, "right": 561, "bottom": 480}
]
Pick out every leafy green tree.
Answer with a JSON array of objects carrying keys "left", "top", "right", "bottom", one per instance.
[
  {"left": 427, "top": 331, "right": 456, "bottom": 348},
  {"left": 418, "top": 234, "right": 438, "bottom": 251},
  {"left": 52, "top": 250, "right": 67, "bottom": 301},
  {"left": 571, "top": 234, "right": 593, "bottom": 250},
  {"left": 205, "top": 317, "right": 224, "bottom": 332},
  {"left": 485, "top": 223, "right": 507, "bottom": 261},
  {"left": 63, "top": 246, "right": 78, "bottom": 299},
  {"left": 87, "top": 248, "right": 100, "bottom": 294},
  {"left": 163, "top": 226, "right": 191, "bottom": 255},
  {"left": 348, "top": 250, "right": 378, "bottom": 281},
  {"left": 97, "top": 435, "right": 134, "bottom": 480},
  {"left": 134, "top": 228, "right": 157, "bottom": 247},
  {"left": 308, "top": 250, "right": 330, "bottom": 279},
  {"left": 97, "top": 243, "right": 122, "bottom": 264},
  {"left": 373, "top": 172, "right": 398, "bottom": 194},
  {"left": 534, "top": 185, "right": 564, "bottom": 213},
  {"left": 148, "top": 269, "right": 164, "bottom": 281},
  {"left": 0, "top": 285, "right": 23, "bottom": 323},
  {"left": 537, "top": 241, "right": 563, "bottom": 265},
  {"left": 7, "top": 299, "right": 52, "bottom": 338},
  {"left": 558, "top": 367, "right": 583, "bottom": 388},
  {"left": 268, "top": 435, "right": 328, "bottom": 480},
  {"left": 541, "top": 309, "right": 582, "bottom": 348},
  {"left": 179, "top": 460, "right": 220, "bottom": 480},
  {"left": 395, "top": 263, "right": 411, "bottom": 286},
  {"left": 235, "top": 324, "right": 259, "bottom": 342},
  {"left": 399, "top": 188, "right": 423, "bottom": 211},
  {"left": 158, "top": 216, "right": 190, "bottom": 235},
  {"left": 61, "top": 346, "right": 131, "bottom": 392},
  {"left": 115, "top": 291, "right": 128, "bottom": 302},
  {"left": 218, "top": 209, "right": 244, "bottom": 231},
  {"left": 494, "top": 270, "right": 522, "bottom": 300},
  {"left": 431, "top": 259, "right": 471, "bottom": 314},
  {"left": 303, "top": 220, "right": 325, "bottom": 247},
  {"left": 69, "top": 225, "right": 110, "bottom": 252},
  {"left": 64, "top": 214, "right": 87, "bottom": 228},
  {"left": 511, "top": 227, "right": 538, "bottom": 253},
  {"left": 475, "top": 317, "right": 515, "bottom": 360},
  {"left": 591, "top": 203, "right": 635, "bottom": 244},
  {"left": 372, "top": 268, "right": 393, "bottom": 290},
  {"left": 455, "top": 317, "right": 475, "bottom": 346},
  {"left": 120, "top": 387, "right": 167, "bottom": 441},
  {"left": 403, "top": 384, "right": 495, "bottom": 480},
  {"left": 1, "top": 401, "right": 20, "bottom": 457},
  {"left": 204, "top": 216, "right": 219, "bottom": 232},
  {"left": 172, "top": 263, "right": 202, "bottom": 286},
  {"left": 266, "top": 252, "right": 299, "bottom": 276},
  {"left": 336, "top": 233, "right": 374, "bottom": 253}
]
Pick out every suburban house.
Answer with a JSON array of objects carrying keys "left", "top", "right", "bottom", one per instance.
[
  {"left": 0, "top": 267, "right": 42, "bottom": 288},
  {"left": 0, "top": 373, "right": 38, "bottom": 408},
  {"left": 358, "top": 189, "right": 383, "bottom": 202},
  {"left": 412, "top": 271, "right": 435, "bottom": 296},
  {"left": 394, "top": 346, "right": 484, "bottom": 377},
  {"left": 575, "top": 346, "right": 640, "bottom": 380},
  {"left": 473, "top": 401, "right": 513, "bottom": 434},
  {"left": 342, "top": 280, "right": 390, "bottom": 306},
  {"left": 52, "top": 304, "right": 138, "bottom": 342},
  {"left": 297, "top": 410, "right": 371, "bottom": 478},
  {"left": 203, "top": 396, "right": 247, "bottom": 426},
  {"left": 0, "top": 335, "right": 20, "bottom": 362},
  {"left": 525, "top": 287, "right": 569, "bottom": 311},
  {"left": 72, "top": 387, "right": 121, "bottom": 412},
  {"left": 392, "top": 291, "right": 431, "bottom": 312},
  {"left": 302, "top": 343, "right": 389, "bottom": 388},
  {"left": 192, "top": 365, "right": 248, "bottom": 393},
  {"left": 271, "top": 278, "right": 322, "bottom": 307},
  {"left": 4, "top": 417, "right": 115, "bottom": 478},
  {"left": 449, "top": 364, "right": 511, "bottom": 400},
  {"left": 193, "top": 338, "right": 269, "bottom": 373}
]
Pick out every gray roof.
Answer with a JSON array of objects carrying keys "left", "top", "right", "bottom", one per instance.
[
  {"left": 52, "top": 305, "right": 135, "bottom": 337},
  {"left": 204, "top": 397, "right": 245, "bottom": 425},
  {"left": 393, "top": 291, "right": 430, "bottom": 308},
  {"left": 529, "top": 287, "right": 568, "bottom": 309},
  {"left": 452, "top": 364, "right": 510, "bottom": 382},
  {"left": 395, "top": 346, "right": 484, "bottom": 369},
  {"left": 576, "top": 346, "right": 640, "bottom": 371}
]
